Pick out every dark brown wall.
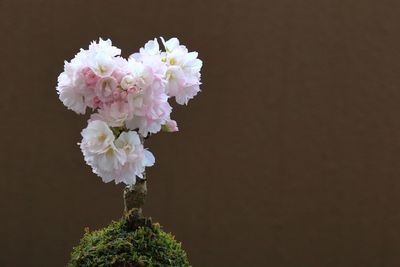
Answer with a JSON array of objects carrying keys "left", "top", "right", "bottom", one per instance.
[{"left": 2, "top": 0, "right": 400, "bottom": 266}]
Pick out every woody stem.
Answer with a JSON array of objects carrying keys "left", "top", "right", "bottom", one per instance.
[{"left": 123, "top": 134, "right": 147, "bottom": 214}]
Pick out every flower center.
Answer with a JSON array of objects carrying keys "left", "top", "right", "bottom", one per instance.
[
  {"left": 99, "top": 64, "right": 107, "bottom": 75},
  {"left": 98, "top": 134, "right": 107, "bottom": 143},
  {"left": 166, "top": 72, "right": 173, "bottom": 81},
  {"left": 106, "top": 147, "right": 114, "bottom": 156},
  {"left": 125, "top": 144, "right": 132, "bottom": 152}
]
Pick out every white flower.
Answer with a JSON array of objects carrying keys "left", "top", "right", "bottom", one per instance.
[
  {"left": 180, "top": 51, "right": 202, "bottom": 81},
  {"left": 160, "top": 37, "right": 202, "bottom": 105},
  {"left": 80, "top": 120, "right": 115, "bottom": 153},
  {"left": 161, "top": 37, "right": 179, "bottom": 53},
  {"left": 89, "top": 144, "right": 126, "bottom": 174},
  {"left": 129, "top": 39, "right": 166, "bottom": 82},
  {"left": 90, "top": 102, "right": 132, "bottom": 127},
  {"left": 127, "top": 59, "right": 155, "bottom": 89},
  {"left": 79, "top": 121, "right": 154, "bottom": 185},
  {"left": 165, "top": 65, "right": 185, "bottom": 97},
  {"left": 90, "top": 53, "right": 115, "bottom": 77},
  {"left": 88, "top": 38, "right": 121, "bottom": 58},
  {"left": 120, "top": 75, "right": 135, "bottom": 90},
  {"left": 57, "top": 72, "right": 88, "bottom": 114},
  {"left": 175, "top": 83, "right": 200, "bottom": 105},
  {"left": 113, "top": 131, "right": 155, "bottom": 184},
  {"left": 80, "top": 120, "right": 127, "bottom": 183},
  {"left": 130, "top": 38, "right": 160, "bottom": 61}
]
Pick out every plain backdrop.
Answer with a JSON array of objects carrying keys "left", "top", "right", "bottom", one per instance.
[{"left": 2, "top": 0, "right": 400, "bottom": 266}]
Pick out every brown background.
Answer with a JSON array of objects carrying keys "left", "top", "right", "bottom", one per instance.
[{"left": 1, "top": 0, "right": 400, "bottom": 266}]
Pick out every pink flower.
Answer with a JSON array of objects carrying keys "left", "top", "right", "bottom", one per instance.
[
  {"left": 126, "top": 83, "right": 172, "bottom": 137},
  {"left": 57, "top": 72, "right": 87, "bottom": 114},
  {"left": 57, "top": 62, "right": 95, "bottom": 114},
  {"left": 91, "top": 101, "right": 132, "bottom": 127},
  {"left": 56, "top": 38, "right": 122, "bottom": 114},
  {"left": 95, "top": 76, "right": 118, "bottom": 102},
  {"left": 92, "top": 96, "right": 103, "bottom": 109},
  {"left": 166, "top": 119, "right": 179, "bottom": 132},
  {"left": 57, "top": 37, "right": 203, "bottom": 185},
  {"left": 82, "top": 67, "right": 100, "bottom": 86}
]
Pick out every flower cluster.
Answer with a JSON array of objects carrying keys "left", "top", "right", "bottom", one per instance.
[{"left": 57, "top": 38, "right": 202, "bottom": 184}]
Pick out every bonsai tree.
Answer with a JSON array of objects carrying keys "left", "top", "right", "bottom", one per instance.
[{"left": 56, "top": 37, "right": 202, "bottom": 266}]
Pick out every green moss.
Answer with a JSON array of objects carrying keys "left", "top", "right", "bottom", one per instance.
[{"left": 68, "top": 210, "right": 190, "bottom": 267}]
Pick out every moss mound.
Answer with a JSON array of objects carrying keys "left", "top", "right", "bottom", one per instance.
[{"left": 68, "top": 210, "right": 190, "bottom": 267}]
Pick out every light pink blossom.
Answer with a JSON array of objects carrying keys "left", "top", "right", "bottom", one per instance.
[
  {"left": 165, "top": 120, "right": 179, "bottom": 132},
  {"left": 91, "top": 102, "right": 132, "bottom": 127},
  {"left": 95, "top": 76, "right": 118, "bottom": 102},
  {"left": 113, "top": 131, "right": 155, "bottom": 184},
  {"left": 126, "top": 83, "right": 172, "bottom": 137},
  {"left": 161, "top": 37, "right": 203, "bottom": 105},
  {"left": 57, "top": 37, "right": 202, "bottom": 185}
]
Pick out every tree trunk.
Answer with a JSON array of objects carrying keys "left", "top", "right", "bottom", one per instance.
[
  {"left": 123, "top": 135, "right": 147, "bottom": 214},
  {"left": 123, "top": 178, "right": 147, "bottom": 214}
]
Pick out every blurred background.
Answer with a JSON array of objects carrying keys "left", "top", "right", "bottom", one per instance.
[{"left": 2, "top": 0, "right": 400, "bottom": 266}]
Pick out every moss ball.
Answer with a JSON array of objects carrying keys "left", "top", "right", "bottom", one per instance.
[{"left": 68, "top": 210, "right": 190, "bottom": 267}]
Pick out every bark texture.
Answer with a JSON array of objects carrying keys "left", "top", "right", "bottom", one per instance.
[
  {"left": 123, "top": 135, "right": 147, "bottom": 214},
  {"left": 123, "top": 178, "right": 147, "bottom": 214}
]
